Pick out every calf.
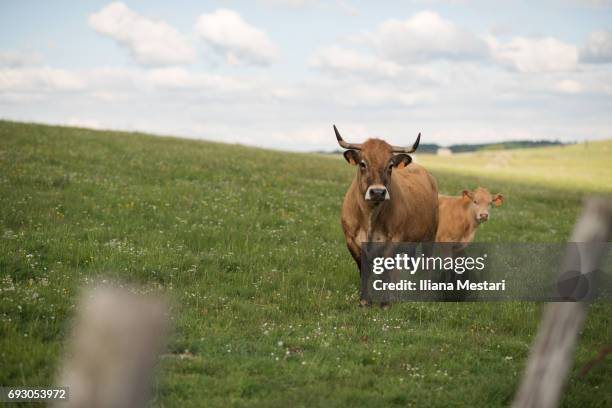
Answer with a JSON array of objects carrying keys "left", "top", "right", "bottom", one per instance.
[{"left": 435, "top": 187, "right": 503, "bottom": 247}]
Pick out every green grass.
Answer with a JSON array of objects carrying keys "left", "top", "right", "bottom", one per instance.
[
  {"left": 0, "top": 120, "right": 610, "bottom": 407},
  {"left": 417, "top": 140, "right": 612, "bottom": 193}
]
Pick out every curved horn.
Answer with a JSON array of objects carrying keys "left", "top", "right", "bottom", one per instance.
[
  {"left": 334, "top": 125, "right": 362, "bottom": 150},
  {"left": 391, "top": 132, "right": 421, "bottom": 153}
]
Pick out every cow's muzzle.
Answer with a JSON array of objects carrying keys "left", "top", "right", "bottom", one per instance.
[{"left": 365, "top": 186, "right": 389, "bottom": 202}]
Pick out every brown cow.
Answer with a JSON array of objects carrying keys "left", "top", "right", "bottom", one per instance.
[
  {"left": 435, "top": 187, "right": 503, "bottom": 247},
  {"left": 334, "top": 125, "right": 439, "bottom": 305}
]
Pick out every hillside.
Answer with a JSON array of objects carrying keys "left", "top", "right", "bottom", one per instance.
[
  {"left": 416, "top": 139, "right": 612, "bottom": 193},
  {"left": 0, "top": 121, "right": 610, "bottom": 407}
]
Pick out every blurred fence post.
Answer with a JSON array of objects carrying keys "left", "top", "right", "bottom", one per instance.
[
  {"left": 55, "top": 286, "right": 168, "bottom": 408},
  {"left": 512, "top": 198, "right": 612, "bottom": 408}
]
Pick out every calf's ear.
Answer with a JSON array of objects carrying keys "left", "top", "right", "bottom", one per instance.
[
  {"left": 462, "top": 190, "right": 473, "bottom": 200},
  {"left": 343, "top": 150, "right": 360, "bottom": 165},
  {"left": 493, "top": 194, "right": 504, "bottom": 207},
  {"left": 392, "top": 154, "right": 412, "bottom": 169}
]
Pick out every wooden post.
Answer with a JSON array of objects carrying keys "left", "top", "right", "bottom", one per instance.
[
  {"left": 512, "top": 198, "right": 612, "bottom": 408},
  {"left": 55, "top": 286, "right": 168, "bottom": 408}
]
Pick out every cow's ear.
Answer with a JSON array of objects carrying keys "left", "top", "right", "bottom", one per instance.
[
  {"left": 343, "top": 150, "right": 360, "bottom": 166},
  {"left": 493, "top": 194, "right": 504, "bottom": 207},
  {"left": 462, "top": 190, "right": 473, "bottom": 201},
  {"left": 392, "top": 154, "right": 412, "bottom": 169}
]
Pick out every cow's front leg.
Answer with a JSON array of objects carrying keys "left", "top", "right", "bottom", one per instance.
[{"left": 345, "top": 237, "right": 370, "bottom": 306}]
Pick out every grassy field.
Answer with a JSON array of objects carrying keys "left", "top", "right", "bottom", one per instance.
[
  {"left": 0, "top": 120, "right": 610, "bottom": 407},
  {"left": 416, "top": 140, "right": 612, "bottom": 193}
]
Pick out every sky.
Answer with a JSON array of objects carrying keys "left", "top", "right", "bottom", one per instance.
[{"left": 1, "top": 0, "right": 612, "bottom": 151}]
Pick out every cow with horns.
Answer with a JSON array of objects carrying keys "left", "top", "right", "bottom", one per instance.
[{"left": 334, "top": 125, "right": 439, "bottom": 305}]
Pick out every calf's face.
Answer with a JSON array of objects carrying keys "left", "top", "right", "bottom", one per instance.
[
  {"left": 343, "top": 139, "right": 412, "bottom": 204},
  {"left": 463, "top": 187, "right": 503, "bottom": 223}
]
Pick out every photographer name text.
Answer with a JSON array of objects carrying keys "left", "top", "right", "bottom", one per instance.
[{"left": 373, "top": 279, "right": 506, "bottom": 291}]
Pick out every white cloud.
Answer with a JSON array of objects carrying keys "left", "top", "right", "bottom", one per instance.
[
  {"left": 308, "top": 46, "right": 402, "bottom": 78},
  {"left": 553, "top": 79, "right": 583, "bottom": 94},
  {"left": 491, "top": 36, "right": 578, "bottom": 73},
  {"left": 144, "top": 67, "right": 251, "bottom": 93},
  {"left": 88, "top": 2, "right": 195, "bottom": 66},
  {"left": 574, "top": 0, "right": 612, "bottom": 7},
  {"left": 269, "top": 127, "right": 330, "bottom": 146},
  {"left": 3, "top": 63, "right": 610, "bottom": 150},
  {"left": 261, "top": 0, "right": 319, "bottom": 7},
  {"left": 338, "top": 84, "right": 434, "bottom": 107},
  {"left": 0, "top": 67, "right": 85, "bottom": 92},
  {"left": 260, "top": 0, "right": 359, "bottom": 15},
  {"left": 362, "top": 11, "right": 488, "bottom": 63},
  {"left": 580, "top": 29, "right": 612, "bottom": 63},
  {"left": 90, "top": 91, "right": 132, "bottom": 102},
  {"left": 287, "top": 75, "right": 437, "bottom": 109},
  {"left": 335, "top": 1, "right": 359, "bottom": 16},
  {"left": 0, "top": 65, "right": 256, "bottom": 106},
  {"left": 195, "top": 9, "right": 278, "bottom": 66},
  {"left": 410, "top": 0, "right": 471, "bottom": 4},
  {"left": 0, "top": 50, "right": 42, "bottom": 67}
]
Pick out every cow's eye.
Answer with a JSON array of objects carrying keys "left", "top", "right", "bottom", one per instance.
[
  {"left": 388, "top": 162, "right": 394, "bottom": 170},
  {"left": 473, "top": 200, "right": 477, "bottom": 204},
  {"left": 359, "top": 161, "right": 366, "bottom": 169}
]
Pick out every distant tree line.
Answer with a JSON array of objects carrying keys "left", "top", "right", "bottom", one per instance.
[
  {"left": 449, "top": 140, "right": 564, "bottom": 153},
  {"left": 319, "top": 140, "right": 565, "bottom": 155}
]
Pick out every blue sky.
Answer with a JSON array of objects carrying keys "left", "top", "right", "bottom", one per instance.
[{"left": 1, "top": 0, "right": 612, "bottom": 150}]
